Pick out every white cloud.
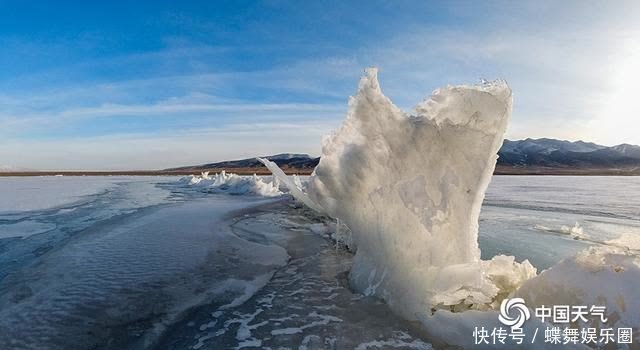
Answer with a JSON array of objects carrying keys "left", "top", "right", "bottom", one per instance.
[
  {"left": 0, "top": 120, "right": 339, "bottom": 170},
  {"left": 3, "top": 1, "right": 640, "bottom": 169}
]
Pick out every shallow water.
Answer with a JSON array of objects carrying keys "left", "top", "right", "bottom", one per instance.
[{"left": 0, "top": 175, "right": 638, "bottom": 349}]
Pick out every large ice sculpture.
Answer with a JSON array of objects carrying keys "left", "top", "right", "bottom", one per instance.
[{"left": 261, "top": 68, "right": 536, "bottom": 319}]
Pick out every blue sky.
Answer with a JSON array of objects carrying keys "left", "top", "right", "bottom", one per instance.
[{"left": 1, "top": 1, "right": 639, "bottom": 170}]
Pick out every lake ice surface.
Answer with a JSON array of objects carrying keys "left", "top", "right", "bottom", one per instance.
[{"left": 0, "top": 175, "right": 639, "bottom": 349}]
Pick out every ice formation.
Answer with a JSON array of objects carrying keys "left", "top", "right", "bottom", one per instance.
[
  {"left": 258, "top": 160, "right": 324, "bottom": 211},
  {"left": 181, "top": 171, "right": 282, "bottom": 197},
  {"left": 262, "top": 68, "right": 640, "bottom": 346},
  {"left": 518, "top": 247, "right": 640, "bottom": 329},
  {"left": 560, "top": 222, "right": 584, "bottom": 238},
  {"left": 424, "top": 246, "right": 640, "bottom": 347},
  {"left": 534, "top": 222, "right": 585, "bottom": 239},
  {"left": 263, "top": 68, "right": 536, "bottom": 317}
]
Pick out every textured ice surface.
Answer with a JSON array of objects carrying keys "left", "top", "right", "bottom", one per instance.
[
  {"left": 264, "top": 68, "right": 536, "bottom": 317},
  {"left": 2, "top": 172, "right": 640, "bottom": 348},
  {"left": 0, "top": 195, "right": 286, "bottom": 349},
  {"left": 180, "top": 171, "right": 282, "bottom": 197},
  {"left": 155, "top": 207, "right": 431, "bottom": 350}
]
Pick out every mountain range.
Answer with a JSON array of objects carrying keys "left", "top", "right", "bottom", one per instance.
[
  {"left": 168, "top": 138, "right": 640, "bottom": 175},
  {"left": 4, "top": 138, "right": 639, "bottom": 176},
  {"left": 496, "top": 138, "right": 640, "bottom": 174}
]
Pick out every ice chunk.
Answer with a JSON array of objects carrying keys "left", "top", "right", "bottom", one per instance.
[
  {"left": 257, "top": 158, "right": 324, "bottom": 212},
  {"left": 418, "top": 246, "right": 640, "bottom": 347},
  {"left": 517, "top": 246, "right": 640, "bottom": 332},
  {"left": 285, "top": 68, "right": 535, "bottom": 317},
  {"left": 261, "top": 68, "right": 535, "bottom": 315},
  {"left": 560, "top": 222, "right": 584, "bottom": 238},
  {"left": 180, "top": 171, "right": 282, "bottom": 197}
]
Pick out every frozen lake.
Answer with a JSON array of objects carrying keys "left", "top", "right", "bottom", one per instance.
[
  {"left": 481, "top": 176, "right": 640, "bottom": 269},
  {"left": 0, "top": 175, "right": 638, "bottom": 349}
]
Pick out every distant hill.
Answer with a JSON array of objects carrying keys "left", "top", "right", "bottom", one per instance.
[
  {"left": 165, "top": 139, "right": 640, "bottom": 176},
  {"left": 167, "top": 153, "right": 320, "bottom": 173},
  {"left": 497, "top": 138, "right": 640, "bottom": 172}
]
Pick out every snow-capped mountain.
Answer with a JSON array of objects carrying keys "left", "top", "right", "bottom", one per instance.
[{"left": 497, "top": 138, "right": 640, "bottom": 168}]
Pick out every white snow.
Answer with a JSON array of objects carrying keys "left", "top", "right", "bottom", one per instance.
[{"left": 180, "top": 171, "right": 282, "bottom": 197}]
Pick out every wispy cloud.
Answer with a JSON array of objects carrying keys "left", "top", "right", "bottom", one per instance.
[
  {"left": 0, "top": 120, "right": 338, "bottom": 170},
  {"left": 2, "top": 1, "right": 639, "bottom": 169}
]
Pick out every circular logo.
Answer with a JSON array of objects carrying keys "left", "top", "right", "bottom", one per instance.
[{"left": 498, "top": 298, "right": 530, "bottom": 329}]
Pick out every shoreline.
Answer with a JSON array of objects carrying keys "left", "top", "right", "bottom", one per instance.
[
  {"left": 2, "top": 166, "right": 640, "bottom": 177},
  {"left": 493, "top": 165, "right": 640, "bottom": 176}
]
